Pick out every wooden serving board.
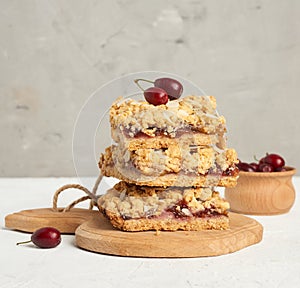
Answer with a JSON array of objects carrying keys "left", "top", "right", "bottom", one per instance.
[
  {"left": 75, "top": 213, "right": 263, "bottom": 258},
  {"left": 5, "top": 208, "right": 99, "bottom": 234}
]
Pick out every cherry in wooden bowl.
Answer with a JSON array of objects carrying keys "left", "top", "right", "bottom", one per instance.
[{"left": 225, "top": 167, "right": 296, "bottom": 215}]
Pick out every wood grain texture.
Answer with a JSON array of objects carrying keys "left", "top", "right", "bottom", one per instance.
[
  {"left": 225, "top": 168, "right": 296, "bottom": 215},
  {"left": 75, "top": 213, "right": 263, "bottom": 258},
  {"left": 5, "top": 208, "right": 99, "bottom": 234}
]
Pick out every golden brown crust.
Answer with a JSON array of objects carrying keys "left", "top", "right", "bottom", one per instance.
[
  {"left": 99, "top": 207, "right": 229, "bottom": 231},
  {"left": 112, "top": 128, "right": 226, "bottom": 150}
]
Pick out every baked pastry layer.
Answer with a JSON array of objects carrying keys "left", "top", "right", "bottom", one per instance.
[
  {"left": 98, "top": 182, "right": 229, "bottom": 231},
  {"left": 101, "top": 210, "right": 229, "bottom": 232},
  {"left": 110, "top": 95, "right": 226, "bottom": 138},
  {"left": 112, "top": 127, "right": 226, "bottom": 151},
  {"left": 99, "top": 146, "right": 238, "bottom": 187},
  {"left": 111, "top": 144, "right": 238, "bottom": 176}
]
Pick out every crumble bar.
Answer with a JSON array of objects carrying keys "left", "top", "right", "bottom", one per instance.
[
  {"left": 110, "top": 144, "right": 238, "bottom": 176},
  {"left": 110, "top": 95, "right": 226, "bottom": 139},
  {"left": 99, "top": 146, "right": 239, "bottom": 187},
  {"left": 98, "top": 181, "right": 230, "bottom": 231}
]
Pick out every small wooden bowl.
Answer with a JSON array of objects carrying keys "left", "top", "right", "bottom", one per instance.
[{"left": 225, "top": 167, "right": 296, "bottom": 215}]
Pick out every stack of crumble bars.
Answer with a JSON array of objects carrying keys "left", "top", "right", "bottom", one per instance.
[{"left": 98, "top": 95, "right": 239, "bottom": 231}]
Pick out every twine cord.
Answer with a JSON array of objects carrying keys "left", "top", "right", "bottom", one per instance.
[
  {"left": 62, "top": 196, "right": 91, "bottom": 212},
  {"left": 89, "top": 173, "right": 103, "bottom": 209},
  {"left": 52, "top": 173, "right": 103, "bottom": 212}
]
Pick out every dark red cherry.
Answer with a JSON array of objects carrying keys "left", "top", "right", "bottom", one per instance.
[
  {"left": 263, "top": 153, "right": 285, "bottom": 169},
  {"left": 237, "top": 162, "right": 255, "bottom": 172},
  {"left": 144, "top": 87, "right": 168, "bottom": 106},
  {"left": 249, "top": 162, "right": 259, "bottom": 171},
  {"left": 31, "top": 227, "right": 61, "bottom": 248},
  {"left": 17, "top": 227, "right": 61, "bottom": 248},
  {"left": 259, "top": 163, "right": 274, "bottom": 172},
  {"left": 258, "top": 156, "right": 266, "bottom": 165},
  {"left": 275, "top": 167, "right": 287, "bottom": 172},
  {"left": 154, "top": 78, "right": 183, "bottom": 100}
]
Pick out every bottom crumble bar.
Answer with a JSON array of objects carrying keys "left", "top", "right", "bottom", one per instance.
[{"left": 98, "top": 182, "right": 230, "bottom": 231}]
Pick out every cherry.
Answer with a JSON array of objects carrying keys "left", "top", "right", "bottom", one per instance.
[
  {"left": 263, "top": 153, "right": 285, "bottom": 169},
  {"left": 259, "top": 163, "right": 274, "bottom": 172},
  {"left": 249, "top": 162, "right": 259, "bottom": 171},
  {"left": 239, "top": 153, "right": 287, "bottom": 173},
  {"left": 154, "top": 78, "right": 183, "bottom": 100},
  {"left": 275, "top": 167, "right": 287, "bottom": 172},
  {"left": 144, "top": 87, "right": 169, "bottom": 106},
  {"left": 17, "top": 227, "right": 61, "bottom": 248},
  {"left": 254, "top": 155, "right": 266, "bottom": 165},
  {"left": 134, "top": 77, "right": 183, "bottom": 102},
  {"left": 237, "top": 162, "right": 255, "bottom": 172}
]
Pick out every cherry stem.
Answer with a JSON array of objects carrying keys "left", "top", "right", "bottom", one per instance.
[
  {"left": 254, "top": 152, "right": 269, "bottom": 162},
  {"left": 16, "top": 240, "right": 32, "bottom": 246},
  {"left": 134, "top": 78, "right": 154, "bottom": 92}
]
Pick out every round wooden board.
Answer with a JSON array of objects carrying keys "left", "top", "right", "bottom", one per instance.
[
  {"left": 75, "top": 213, "right": 263, "bottom": 258},
  {"left": 5, "top": 208, "right": 99, "bottom": 234}
]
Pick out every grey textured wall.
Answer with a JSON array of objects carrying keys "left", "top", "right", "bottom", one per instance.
[{"left": 1, "top": 0, "right": 299, "bottom": 177}]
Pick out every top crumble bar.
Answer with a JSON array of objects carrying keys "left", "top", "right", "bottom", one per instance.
[{"left": 110, "top": 95, "right": 226, "bottom": 138}]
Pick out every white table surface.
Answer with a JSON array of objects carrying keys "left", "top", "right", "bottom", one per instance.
[{"left": 1, "top": 176, "right": 299, "bottom": 288}]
